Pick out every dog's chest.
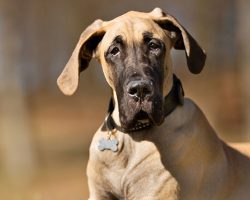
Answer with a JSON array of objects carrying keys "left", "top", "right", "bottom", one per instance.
[{"left": 89, "top": 131, "right": 179, "bottom": 199}]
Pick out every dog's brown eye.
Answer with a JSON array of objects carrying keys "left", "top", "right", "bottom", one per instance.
[
  {"left": 148, "top": 42, "right": 160, "bottom": 51},
  {"left": 110, "top": 47, "right": 120, "bottom": 56}
]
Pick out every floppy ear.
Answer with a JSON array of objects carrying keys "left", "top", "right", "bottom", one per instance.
[
  {"left": 151, "top": 8, "right": 206, "bottom": 74},
  {"left": 57, "top": 19, "right": 105, "bottom": 95}
]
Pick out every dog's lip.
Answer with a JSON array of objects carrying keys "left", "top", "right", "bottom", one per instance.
[
  {"left": 120, "top": 94, "right": 165, "bottom": 128},
  {"left": 135, "top": 110, "right": 149, "bottom": 121},
  {"left": 146, "top": 108, "right": 165, "bottom": 126},
  {"left": 120, "top": 109, "right": 165, "bottom": 130},
  {"left": 122, "top": 110, "right": 151, "bottom": 129},
  {"left": 150, "top": 115, "right": 164, "bottom": 126}
]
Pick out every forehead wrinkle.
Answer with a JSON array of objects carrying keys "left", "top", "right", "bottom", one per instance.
[
  {"left": 112, "top": 35, "right": 124, "bottom": 45},
  {"left": 99, "top": 17, "right": 170, "bottom": 56},
  {"left": 100, "top": 22, "right": 130, "bottom": 49},
  {"left": 131, "top": 18, "right": 168, "bottom": 43},
  {"left": 143, "top": 31, "right": 153, "bottom": 38}
]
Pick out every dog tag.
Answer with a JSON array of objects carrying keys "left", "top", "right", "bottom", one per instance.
[{"left": 98, "top": 138, "right": 119, "bottom": 152}]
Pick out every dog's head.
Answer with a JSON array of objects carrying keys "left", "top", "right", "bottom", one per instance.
[{"left": 57, "top": 8, "right": 206, "bottom": 129}]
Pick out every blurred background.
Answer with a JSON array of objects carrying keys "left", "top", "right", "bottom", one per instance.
[{"left": 0, "top": 0, "right": 250, "bottom": 199}]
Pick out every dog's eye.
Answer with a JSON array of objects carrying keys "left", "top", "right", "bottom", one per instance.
[
  {"left": 110, "top": 47, "right": 120, "bottom": 56},
  {"left": 148, "top": 41, "right": 161, "bottom": 51}
]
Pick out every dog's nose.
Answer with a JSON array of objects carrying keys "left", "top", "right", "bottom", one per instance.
[{"left": 127, "top": 80, "right": 153, "bottom": 101}]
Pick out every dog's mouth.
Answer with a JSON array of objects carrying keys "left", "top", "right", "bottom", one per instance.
[
  {"left": 119, "top": 97, "right": 165, "bottom": 130},
  {"left": 124, "top": 110, "right": 151, "bottom": 130},
  {"left": 134, "top": 110, "right": 152, "bottom": 125},
  {"left": 135, "top": 110, "right": 150, "bottom": 121}
]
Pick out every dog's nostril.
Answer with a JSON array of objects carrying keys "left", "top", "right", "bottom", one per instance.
[
  {"left": 128, "top": 86, "right": 138, "bottom": 96},
  {"left": 127, "top": 81, "right": 152, "bottom": 100},
  {"left": 142, "top": 87, "right": 151, "bottom": 95}
]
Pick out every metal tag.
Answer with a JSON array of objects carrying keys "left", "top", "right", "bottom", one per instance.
[{"left": 98, "top": 138, "right": 119, "bottom": 152}]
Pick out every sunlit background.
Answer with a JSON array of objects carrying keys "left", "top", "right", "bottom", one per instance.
[{"left": 0, "top": 0, "right": 250, "bottom": 199}]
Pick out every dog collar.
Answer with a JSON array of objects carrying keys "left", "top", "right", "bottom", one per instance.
[{"left": 101, "top": 74, "right": 184, "bottom": 133}]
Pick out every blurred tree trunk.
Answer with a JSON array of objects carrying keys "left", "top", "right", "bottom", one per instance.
[
  {"left": 236, "top": 1, "right": 250, "bottom": 140},
  {"left": 0, "top": 1, "right": 36, "bottom": 184}
]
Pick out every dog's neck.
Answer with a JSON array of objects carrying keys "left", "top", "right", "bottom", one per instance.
[{"left": 152, "top": 101, "right": 228, "bottom": 196}]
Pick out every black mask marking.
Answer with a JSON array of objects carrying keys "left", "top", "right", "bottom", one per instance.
[{"left": 105, "top": 32, "right": 167, "bottom": 129}]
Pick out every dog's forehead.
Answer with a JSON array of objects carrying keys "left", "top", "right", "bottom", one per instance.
[{"left": 101, "top": 13, "right": 167, "bottom": 48}]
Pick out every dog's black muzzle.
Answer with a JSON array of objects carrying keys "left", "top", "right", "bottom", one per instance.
[
  {"left": 121, "top": 76, "right": 164, "bottom": 128},
  {"left": 102, "top": 74, "right": 184, "bottom": 133}
]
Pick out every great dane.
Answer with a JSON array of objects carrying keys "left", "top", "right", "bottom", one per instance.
[{"left": 57, "top": 8, "right": 250, "bottom": 200}]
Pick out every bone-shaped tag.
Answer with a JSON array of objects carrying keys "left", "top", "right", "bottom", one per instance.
[{"left": 98, "top": 138, "right": 119, "bottom": 152}]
